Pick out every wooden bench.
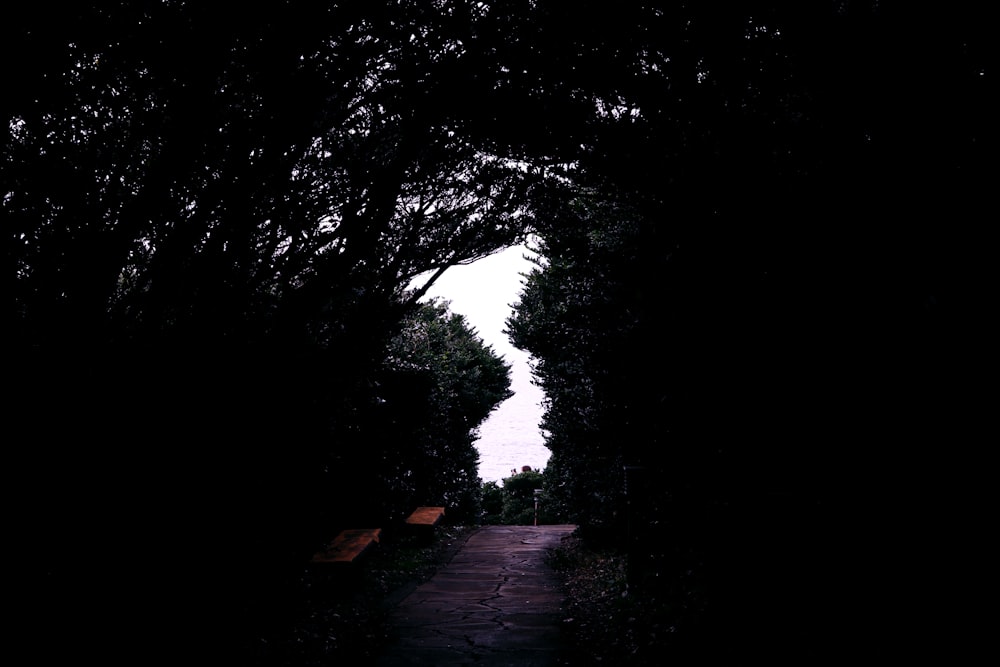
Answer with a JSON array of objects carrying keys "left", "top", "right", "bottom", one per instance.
[
  {"left": 405, "top": 506, "right": 445, "bottom": 543},
  {"left": 406, "top": 506, "right": 445, "bottom": 527},
  {"left": 310, "top": 528, "right": 382, "bottom": 565}
]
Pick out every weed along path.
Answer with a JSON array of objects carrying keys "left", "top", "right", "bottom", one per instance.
[{"left": 377, "top": 524, "right": 578, "bottom": 666}]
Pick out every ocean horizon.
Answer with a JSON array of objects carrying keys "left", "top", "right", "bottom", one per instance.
[
  {"left": 410, "top": 244, "right": 549, "bottom": 485},
  {"left": 475, "top": 347, "right": 550, "bottom": 485}
]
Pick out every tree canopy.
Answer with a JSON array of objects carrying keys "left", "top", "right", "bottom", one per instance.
[
  {"left": 354, "top": 298, "right": 514, "bottom": 524},
  {"left": 5, "top": 1, "right": 991, "bottom": 662},
  {"left": 4, "top": 3, "right": 547, "bottom": 661},
  {"left": 507, "top": 0, "right": 991, "bottom": 650}
]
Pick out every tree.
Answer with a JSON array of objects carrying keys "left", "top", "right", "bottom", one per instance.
[
  {"left": 4, "top": 6, "right": 543, "bottom": 492},
  {"left": 508, "top": 194, "right": 658, "bottom": 538},
  {"left": 338, "top": 298, "right": 513, "bottom": 525},
  {"left": 508, "top": 0, "right": 992, "bottom": 651},
  {"left": 4, "top": 4, "right": 551, "bottom": 662}
]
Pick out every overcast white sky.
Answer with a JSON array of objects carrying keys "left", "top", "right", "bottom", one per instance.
[
  {"left": 412, "top": 243, "right": 540, "bottom": 358},
  {"left": 411, "top": 243, "right": 549, "bottom": 481}
]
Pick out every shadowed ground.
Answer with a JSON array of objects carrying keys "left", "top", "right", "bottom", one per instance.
[{"left": 377, "top": 524, "right": 577, "bottom": 666}]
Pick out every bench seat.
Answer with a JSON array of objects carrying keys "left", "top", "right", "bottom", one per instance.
[
  {"left": 405, "top": 506, "right": 445, "bottom": 527},
  {"left": 405, "top": 507, "right": 445, "bottom": 543},
  {"left": 311, "top": 528, "right": 382, "bottom": 565}
]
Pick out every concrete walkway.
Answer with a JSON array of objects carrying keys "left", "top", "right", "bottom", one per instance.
[{"left": 377, "top": 524, "right": 578, "bottom": 666}]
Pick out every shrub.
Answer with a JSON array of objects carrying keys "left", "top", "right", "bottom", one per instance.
[
  {"left": 503, "top": 468, "right": 563, "bottom": 525},
  {"left": 480, "top": 480, "right": 504, "bottom": 524}
]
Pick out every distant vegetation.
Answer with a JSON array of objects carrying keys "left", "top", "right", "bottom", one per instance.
[{"left": 480, "top": 467, "right": 560, "bottom": 526}]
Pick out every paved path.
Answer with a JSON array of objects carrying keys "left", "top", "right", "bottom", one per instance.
[{"left": 377, "top": 524, "right": 578, "bottom": 666}]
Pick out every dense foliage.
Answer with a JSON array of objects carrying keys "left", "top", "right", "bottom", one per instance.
[
  {"left": 370, "top": 299, "right": 513, "bottom": 524},
  {"left": 4, "top": 3, "right": 545, "bottom": 663},
  {"left": 507, "top": 0, "right": 991, "bottom": 653},
  {"left": 6, "top": 1, "right": 990, "bottom": 663},
  {"left": 480, "top": 467, "right": 558, "bottom": 525}
]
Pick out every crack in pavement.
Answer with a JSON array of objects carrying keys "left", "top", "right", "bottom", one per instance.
[{"left": 377, "top": 524, "right": 577, "bottom": 666}]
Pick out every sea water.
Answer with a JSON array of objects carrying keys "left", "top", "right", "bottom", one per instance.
[
  {"left": 409, "top": 244, "right": 550, "bottom": 485},
  {"left": 475, "top": 347, "right": 550, "bottom": 484}
]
